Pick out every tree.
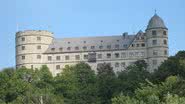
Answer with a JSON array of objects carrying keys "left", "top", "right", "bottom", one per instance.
[
  {"left": 117, "top": 60, "right": 151, "bottom": 96},
  {"left": 96, "top": 63, "right": 118, "bottom": 104},
  {"left": 54, "top": 62, "right": 100, "bottom": 104}
]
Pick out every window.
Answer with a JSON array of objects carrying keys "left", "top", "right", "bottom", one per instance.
[
  {"left": 67, "top": 47, "right": 71, "bottom": 51},
  {"left": 91, "top": 46, "right": 95, "bottom": 49},
  {"left": 136, "top": 44, "right": 140, "bottom": 47},
  {"left": 21, "top": 37, "right": 25, "bottom": 41},
  {"left": 31, "top": 65, "right": 33, "bottom": 69},
  {"left": 75, "top": 46, "right": 79, "bottom": 50},
  {"left": 163, "top": 40, "right": 167, "bottom": 45},
  {"left": 56, "top": 56, "right": 60, "bottom": 60},
  {"left": 121, "top": 62, "right": 126, "bottom": 67},
  {"left": 22, "top": 56, "right": 25, "bottom": 60},
  {"left": 135, "top": 52, "right": 139, "bottom": 56},
  {"left": 153, "top": 60, "right": 157, "bottom": 65},
  {"left": 153, "top": 50, "right": 158, "bottom": 56},
  {"left": 115, "top": 44, "right": 119, "bottom": 49},
  {"left": 83, "top": 46, "right": 87, "bottom": 50},
  {"left": 152, "top": 40, "right": 157, "bottom": 45},
  {"left": 163, "top": 31, "right": 167, "bottom": 35},
  {"left": 131, "top": 44, "right": 135, "bottom": 47},
  {"left": 59, "top": 47, "right": 63, "bottom": 51},
  {"left": 107, "top": 53, "right": 111, "bottom": 58},
  {"left": 141, "top": 43, "right": 145, "bottom": 47},
  {"left": 37, "top": 37, "right": 41, "bottom": 41},
  {"left": 123, "top": 44, "right": 127, "bottom": 48},
  {"left": 99, "top": 46, "right": 103, "bottom": 49},
  {"left": 129, "top": 52, "right": 134, "bottom": 57},
  {"left": 75, "top": 55, "right": 80, "bottom": 60},
  {"left": 83, "top": 41, "right": 86, "bottom": 43},
  {"left": 141, "top": 52, "right": 145, "bottom": 57},
  {"left": 68, "top": 42, "right": 70, "bottom": 44},
  {"left": 117, "top": 40, "right": 119, "bottom": 42},
  {"left": 48, "top": 56, "right": 52, "bottom": 61},
  {"left": 121, "top": 52, "right": 126, "bottom": 58},
  {"left": 164, "top": 50, "right": 168, "bottom": 55},
  {"left": 115, "top": 53, "right": 120, "bottom": 58},
  {"left": 65, "top": 56, "right": 69, "bottom": 60},
  {"left": 51, "top": 48, "right": 55, "bottom": 51},
  {"left": 115, "top": 62, "right": 119, "bottom": 67},
  {"left": 98, "top": 54, "right": 102, "bottom": 59},
  {"left": 37, "top": 55, "right": 41, "bottom": 59},
  {"left": 107, "top": 45, "right": 111, "bottom": 49},
  {"left": 22, "top": 46, "right": 25, "bottom": 50},
  {"left": 56, "top": 65, "right": 60, "bottom": 70},
  {"left": 152, "top": 30, "right": 157, "bottom": 36},
  {"left": 37, "top": 45, "right": 41, "bottom": 50},
  {"left": 84, "top": 55, "right": 88, "bottom": 59}
]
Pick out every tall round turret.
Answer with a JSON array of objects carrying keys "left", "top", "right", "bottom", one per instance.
[
  {"left": 146, "top": 14, "right": 168, "bottom": 71},
  {"left": 16, "top": 30, "right": 54, "bottom": 69}
]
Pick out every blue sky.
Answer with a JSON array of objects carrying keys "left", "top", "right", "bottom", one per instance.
[{"left": 0, "top": 0, "right": 185, "bottom": 69}]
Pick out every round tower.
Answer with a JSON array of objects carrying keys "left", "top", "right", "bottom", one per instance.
[
  {"left": 146, "top": 14, "right": 168, "bottom": 71},
  {"left": 16, "top": 30, "right": 54, "bottom": 69}
]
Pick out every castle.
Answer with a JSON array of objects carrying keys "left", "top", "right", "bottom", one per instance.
[{"left": 16, "top": 14, "right": 168, "bottom": 76}]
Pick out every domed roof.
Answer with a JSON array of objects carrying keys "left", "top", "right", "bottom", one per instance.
[{"left": 147, "top": 14, "right": 167, "bottom": 30}]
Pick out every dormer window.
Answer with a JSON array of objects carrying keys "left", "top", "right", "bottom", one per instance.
[{"left": 51, "top": 48, "right": 55, "bottom": 51}]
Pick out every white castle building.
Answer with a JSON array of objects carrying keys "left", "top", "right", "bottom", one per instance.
[{"left": 16, "top": 14, "right": 168, "bottom": 76}]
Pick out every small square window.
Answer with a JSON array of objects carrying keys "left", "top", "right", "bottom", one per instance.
[
  {"left": 37, "top": 55, "right": 41, "bottom": 59},
  {"left": 48, "top": 56, "right": 52, "bottom": 61},
  {"left": 59, "top": 47, "right": 63, "bottom": 51},
  {"left": 98, "top": 54, "right": 102, "bottom": 59},
  {"left": 75, "top": 55, "right": 80, "bottom": 60},
  {"left": 75, "top": 46, "right": 79, "bottom": 50},
  {"left": 131, "top": 44, "right": 135, "bottom": 47},
  {"left": 141, "top": 43, "right": 145, "bottom": 47},
  {"left": 51, "top": 48, "right": 55, "bottom": 51},
  {"left": 56, "top": 56, "right": 60, "bottom": 60},
  {"left": 56, "top": 65, "right": 60, "bottom": 70},
  {"left": 115, "top": 53, "right": 120, "bottom": 58},
  {"left": 153, "top": 50, "right": 158, "bottom": 56},
  {"left": 37, "top": 45, "right": 41, "bottom": 50},
  {"left": 163, "top": 31, "right": 167, "bottom": 35},
  {"left": 65, "top": 56, "right": 70, "bottom": 60},
  {"left": 67, "top": 47, "right": 71, "bottom": 51},
  {"left": 107, "top": 53, "right": 111, "bottom": 58},
  {"left": 152, "top": 31, "right": 157, "bottom": 36}
]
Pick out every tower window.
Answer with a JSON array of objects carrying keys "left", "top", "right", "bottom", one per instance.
[
  {"left": 164, "top": 50, "right": 168, "bottom": 55},
  {"left": 131, "top": 44, "right": 135, "bottom": 47},
  {"left": 48, "top": 56, "right": 52, "bottom": 61},
  {"left": 152, "top": 40, "right": 157, "bottom": 45},
  {"left": 152, "top": 30, "right": 157, "bottom": 36},
  {"left": 136, "top": 44, "right": 140, "bottom": 47},
  {"left": 141, "top": 43, "right": 145, "bottom": 47},
  {"left": 56, "top": 65, "right": 60, "bottom": 70},
  {"left": 37, "top": 45, "right": 41, "bottom": 50},
  {"left": 37, "top": 37, "right": 41, "bottom": 41},
  {"left": 163, "top": 31, "right": 167, "bottom": 35},
  {"left": 22, "top": 56, "right": 25, "bottom": 60},
  {"left": 21, "top": 37, "right": 25, "bottom": 41},
  {"left": 163, "top": 40, "right": 167, "bottom": 45},
  {"left": 153, "top": 50, "right": 158, "bottom": 56},
  {"left": 37, "top": 55, "right": 41, "bottom": 59},
  {"left": 22, "top": 46, "right": 25, "bottom": 50}
]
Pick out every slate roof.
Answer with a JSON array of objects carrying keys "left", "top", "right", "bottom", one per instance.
[{"left": 44, "top": 34, "right": 136, "bottom": 53}]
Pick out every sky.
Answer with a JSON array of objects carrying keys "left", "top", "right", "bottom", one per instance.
[{"left": 0, "top": 0, "right": 185, "bottom": 69}]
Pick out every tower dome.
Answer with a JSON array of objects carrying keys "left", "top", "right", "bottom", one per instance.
[{"left": 147, "top": 14, "right": 167, "bottom": 30}]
